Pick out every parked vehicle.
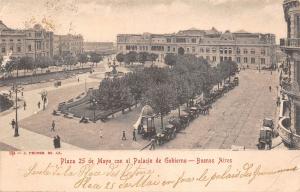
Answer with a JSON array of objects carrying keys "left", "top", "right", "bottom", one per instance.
[
  {"left": 233, "top": 77, "right": 239, "bottom": 86},
  {"left": 168, "top": 117, "right": 183, "bottom": 132},
  {"left": 257, "top": 126, "right": 272, "bottom": 150},
  {"left": 263, "top": 118, "right": 274, "bottom": 129},
  {"left": 141, "top": 126, "right": 156, "bottom": 140},
  {"left": 156, "top": 124, "right": 176, "bottom": 145}
]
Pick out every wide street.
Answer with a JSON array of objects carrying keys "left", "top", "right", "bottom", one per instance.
[{"left": 162, "top": 69, "right": 279, "bottom": 150}]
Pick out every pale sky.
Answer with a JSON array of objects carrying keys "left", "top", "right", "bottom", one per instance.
[{"left": 0, "top": 0, "right": 286, "bottom": 43}]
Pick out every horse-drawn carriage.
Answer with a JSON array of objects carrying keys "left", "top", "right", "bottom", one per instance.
[
  {"left": 140, "top": 125, "right": 156, "bottom": 139},
  {"left": 257, "top": 118, "right": 274, "bottom": 150},
  {"left": 168, "top": 114, "right": 190, "bottom": 132},
  {"left": 156, "top": 124, "right": 177, "bottom": 145},
  {"left": 233, "top": 77, "right": 239, "bottom": 86}
]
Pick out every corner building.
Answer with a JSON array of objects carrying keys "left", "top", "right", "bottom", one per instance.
[
  {"left": 279, "top": 0, "right": 300, "bottom": 148},
  {"left": 0, "top": 20, "right": 53, "bottom": 59},
  {"left": 117, "top": 28, "right": 276, "bottom": 68}
]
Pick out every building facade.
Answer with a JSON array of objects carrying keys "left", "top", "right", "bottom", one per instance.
[
  {"left": 117, "top": 28, "right": 276, "bottom": 68},
  {"left": 279, "top": 0, "right": 300, "bottom": 148},
  {"left": 0, "top": 20, "right": 53, "bottom": 59},
  {"left": 53, "top": 34, "right": 84, "bottom": 56},
  {"left": 83, "top": 42, "right": 115, "bottom": 55}
]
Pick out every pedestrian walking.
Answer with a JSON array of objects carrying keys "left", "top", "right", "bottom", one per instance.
[
  {"left": 149, "top": 138, "right": 156, "bottom": 150},
  {"left": 37, "top": 101, "right": 41, "bottom": 109},
  {"left": 11, "top": 119, "right": 16, "bottom": 129},
  {"left": 122, "top": 131, "right": 126, "bottom": 140},
  {"left": 99, "top": 128, "right": 103, "bottom": 139},
  {"left": 133, "top": 129, "right": 136, "bottom": 141},
  {"left": 53, "top": 135, "right": 61, "bottom": 149},
  {"left": 276, "top": 97, "right": 280, "bottom": 107},
  {"left": 51, "top": 120, "right": 55, "bottom": 132},
  {"left": 23, "top": 101, "right": 26, "bottom": 110},
  {"left": 43, "top": 97, "right": 47, "bottom": 110},
  {"left": 21, "top": 91, "right": 23, "bottom": 96},
  {"left": 56, "top": 135, "right": 61, "bottom": 148},
  {"left": 53, "top": 136, "right": 57, "bottom": 148},
  {"left": 269, "top": 86, "right": 272, "bottom": 92},
  {"left": 78, "top": 77, "right": 80, "bottom": 82}
]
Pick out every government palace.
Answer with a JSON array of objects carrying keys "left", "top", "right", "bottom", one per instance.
[{"left": 117, "top": 28, "right": 277, "bottom": 68}]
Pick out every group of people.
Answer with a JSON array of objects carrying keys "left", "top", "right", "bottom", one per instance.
[
  {"left": 121, "top": 129, "right": 156, "bottom": 150},
  {"left": 121, "top": 129, "right": 137, "bottom": 141}
]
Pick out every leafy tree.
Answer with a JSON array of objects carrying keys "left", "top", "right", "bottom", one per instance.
[
  {"left": 164, "top": 53, "right": 177, "bottom": 67},
  {"left": 63, "top": 53, "right": 77, "bottom": 70},
  {"left": 78, "top": 53, "right": 89, "bottom": 67},
  {"left": 120, "top": 82, "right": 134, "bottom": 111},
  {"left": 124, "top": 51, "right": 137, "bottom": 65},
  {"left": 53, "top": 55, "right": 63, "bottom": 66},
  {"left": 89, "top": 52, "right": 102, "bottom": 67},
  {"left": 127, "top": 72, "right": 145, "bottom": 106},
  {"left": 218, "top": 60, "right": 238, "bottom": 82},
  {"left": 172, "top": 74, "right": 189, "bottom": 117},
  {"left": 143, "top": 83, "right": 176, "bottom": 129},
  {"left": 20, "top": 56, "right": 34, "bottom": 70},
  {"left": 148, "top": 53, "right": 158, "bottom": 65},
  {"left": 116, "top": 53, "right": 125, "bottom": 64},
  {"left": 137, "top": 52, "right": 148, "bottom": 64},
  {"left": 35, "top": 56, "right": 54, "bottom": 72},
  {"left": 5, "top": 57, "right": 19, "bottom": 75}
]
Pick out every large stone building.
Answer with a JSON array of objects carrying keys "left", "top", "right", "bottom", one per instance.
[
  {"left": 53, "top": 34, "right": 84, "bottom": 56},
  {"left": 279, "top": 0, "right": 300, "bottom": 148},
  {"left": 117, "top": 28, "right": 276, "bottom": 68},
  {"left": 83, "top": 42, "right": 115, "bottom": 55},
  {"left": 0, "top": 20, "right": 53, "bottom": 59}
]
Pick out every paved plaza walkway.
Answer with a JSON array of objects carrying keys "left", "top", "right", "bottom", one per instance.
[{"left": 0, "top": 57, "right": 127, "bottom": 150}]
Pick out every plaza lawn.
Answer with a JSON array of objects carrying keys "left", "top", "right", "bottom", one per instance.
[{"left": 19, "top": 82, "right": 151, "bottom": 150}]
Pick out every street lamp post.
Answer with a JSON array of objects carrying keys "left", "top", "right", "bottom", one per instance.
[
  {"left": 12, "top": 64, "right": 23, "bottom": 137},
  {"left": 91, "top": 98, "right": 98, "bottom": 122}
]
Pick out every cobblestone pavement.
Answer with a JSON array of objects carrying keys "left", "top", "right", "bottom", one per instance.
[{"left": 161, "top": 69, "right": 278, "bottom": 150}]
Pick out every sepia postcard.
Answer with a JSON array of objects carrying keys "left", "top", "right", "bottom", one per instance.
[{"left": 0, "top": 0, "right": 300, "bottom": 191}]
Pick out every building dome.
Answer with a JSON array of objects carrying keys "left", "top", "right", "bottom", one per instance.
[
  {"left": 141, "top": 105, "right": 155, "bottom": 117},
  {"left": 33, "top": 24, "right": 43, "bottom": 30},
  {"left": 220, "top": 31, "right": 234, "bottom": 40}
]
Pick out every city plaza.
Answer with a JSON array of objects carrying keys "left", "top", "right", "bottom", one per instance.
[{"left": 0, "top": 0, "right": 300, "bottom": 151}]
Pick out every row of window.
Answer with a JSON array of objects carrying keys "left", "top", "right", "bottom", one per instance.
[
  {"left": 1, "top": 46, "right": 22, "bottom": 53},
  {"left": 1, "top": 43, "right": 49, "bottom": 53},
  {"left": 203, "top": 56, "right": 266, "bottom": 64},
  {"left": 166, "top": 38, "right": 197, "bottom": 44},
  {"left": 235, "top": 57, "right": 265, "bottom": 64},
  {"left": 1, "top": 39, "right": 22, "bottom": 42},
  {"left": 121, "top": 45, "right": 268, "bottom": 56}
]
